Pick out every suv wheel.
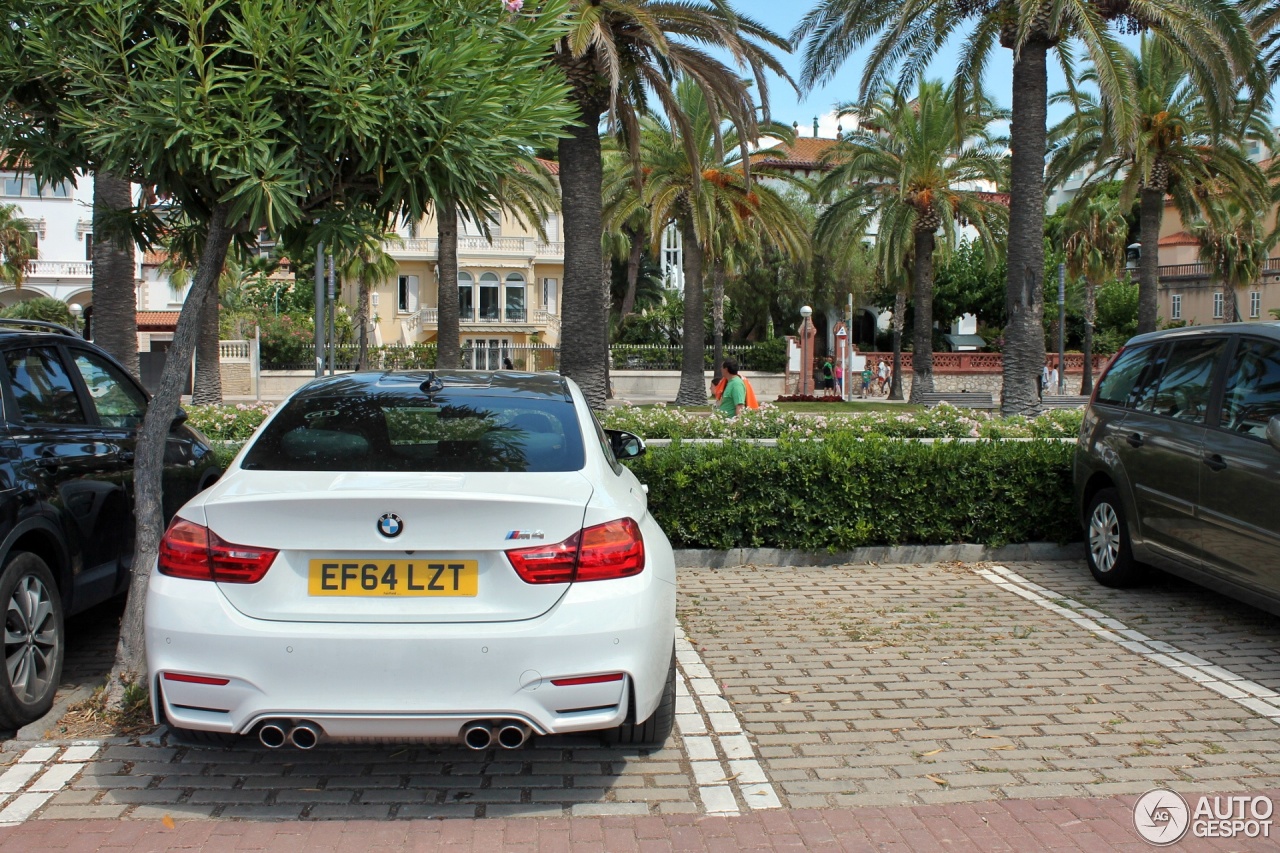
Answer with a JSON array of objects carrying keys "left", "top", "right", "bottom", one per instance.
[
  {"left": 1086, "top": 488, "right": 1145, "bottom": 587},
  {"left": 0, "top": 552, "right": 65, "bottom": 728}
]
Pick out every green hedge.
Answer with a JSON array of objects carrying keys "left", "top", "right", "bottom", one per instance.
[{"left": 627, "top": 437, "right": 1077, "bottom": 549}]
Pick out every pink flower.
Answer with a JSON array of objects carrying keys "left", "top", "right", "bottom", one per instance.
[{"left": 505, "top": 0, "right": 523, "bottom": 10}]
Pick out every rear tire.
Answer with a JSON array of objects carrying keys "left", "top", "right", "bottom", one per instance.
[
  {"left": 0, "top": 552, "right": 64, "bottom": 729},
  {"left": 609, "top": 650, "right": 675, "bottom": 747},
  {"left": 1085, "top": 488, "right": 1145, "bottom": 588}
]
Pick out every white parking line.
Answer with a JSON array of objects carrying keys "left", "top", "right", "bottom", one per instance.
[
  {"left": 674, "top": 628, "right": 782, "bottom": 813},
  {"left": 0, "top": 742, "right": 101, "bottom": 825},
  {"left": 976, "top": 565, "right": 1280, "bottom": 724}
]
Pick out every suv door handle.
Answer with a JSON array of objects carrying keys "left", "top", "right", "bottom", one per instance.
[
  {"left": 1127, "top": 433, "right": 1144, "bottom": 448},
  {"left": 117, "top": 450, "right": 135, "bottom": 464},
  {"left": 1203, "top": 453, "right": 1227, "bottom": 472}
]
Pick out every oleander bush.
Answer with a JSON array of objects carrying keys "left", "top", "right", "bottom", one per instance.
[
  {"left": 186, "top": 401, "right": 277, "bottom": 441},
  {"left": 626, "top": 436, "right": 1077, "bottom": 549}
]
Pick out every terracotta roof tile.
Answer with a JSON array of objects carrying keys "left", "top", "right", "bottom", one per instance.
[
  {"left": 750, "top": 137, "right": 843, "bottom": 170},
  {"left": 534, "top": 158, "right": 559, "bottom": 175},
  {"left": 1158, "top": 231, "right": 1200, "bottom": 247},
  {"left": 137, "top": 311, "right": 180, "bottom": 331}
]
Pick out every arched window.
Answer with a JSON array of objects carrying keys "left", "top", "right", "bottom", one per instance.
[
  {"left": 457, "top": 271, "right": 474, "bottom": 321},
  {"left": 504, "top": 273, "right": 526, "bottom": 321},
  {"left": 479, "top": 272, "right": 500, "bottom": 321}
]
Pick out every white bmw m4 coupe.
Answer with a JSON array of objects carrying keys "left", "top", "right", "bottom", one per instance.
[{"left": 145, "top": 371, "right": 676, "bottom": 750}]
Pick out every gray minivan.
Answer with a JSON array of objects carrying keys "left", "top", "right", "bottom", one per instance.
[{"left": 1074, "top": 322, "right": 1280, "bottom": 615}]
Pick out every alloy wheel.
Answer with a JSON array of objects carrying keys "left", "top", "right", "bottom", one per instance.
[
  {"left": 1089, "top": 502, "right": 1120, "bottom": 574},
  {"left": 5, "top": 574, "right": 58, "bottom": 704}
]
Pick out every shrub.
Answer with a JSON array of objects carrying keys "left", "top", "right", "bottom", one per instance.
[
  {"left": 626, "top": 437, "right": 1076, "bottom": 549},
  {"left": 186, "top": 401, "right": 276, "bottom": 441}
]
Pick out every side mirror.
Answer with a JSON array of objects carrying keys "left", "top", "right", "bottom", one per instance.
[
  {"left": 171, "top": 407, "right": 189, "bottom": 432},
  {"left": 606, "top": 429, "right": 646, "bottom": 460},
  {"left": 1268, "top": 415, "right": 1280, "bottom": 453}
]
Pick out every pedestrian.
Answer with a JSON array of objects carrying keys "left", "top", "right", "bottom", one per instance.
[
  {"left": 861, "top": 364, "right": 873, "bottom": 398},
  {"left": 1040, "top": 360, "right": 1050, "bottom": 400},
  {"left": 877, "top": 360, "right": 889, "bottom": 394},
  {"left": 717, "top": 358, "right": 747, "bottom": 418},
  {"left": 821, "top": 358, "right": 834, "bottom": 393},
  {"left": 1048, "top": 362, "right": 1060, "bottom": 395},
  {"left": 834, "top": 362, "right": 844, "bottom": 397},
  {"left": 502, "top": 357, "right": 514, "bottom": 370}
]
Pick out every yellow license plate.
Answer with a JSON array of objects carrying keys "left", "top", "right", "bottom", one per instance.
[{"left": 308, "top": 560, "right": 478, "bottom": 597}]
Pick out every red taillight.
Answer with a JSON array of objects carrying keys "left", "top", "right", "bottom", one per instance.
[
  {"left": 550, "top": 673, "right": 625, "bottom": 687},
  {"left": 506, "top": 518, "right": 645, "bottom": 584},
  {"left": 162, "top": 672, "right": 230, "bottom": 686},
  {"left": 158, "top": 519, "right": 277, "bottom": 583}
]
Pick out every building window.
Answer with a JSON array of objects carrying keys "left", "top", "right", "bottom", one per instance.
[
  {"left": 478, "top": 272, "right": 500, "bottom": 320},
  {"left": 504, "top": 273, "right": 526, "bottom": 321},
  {"left": 661, "top": 221, "right": 683, "bottom": 292},
  {"left": 462, "top": 337, "right": 510, "bottom": 370},
  {"left": 397, "top": 275, "right": 419, "bottom": 313},
  {"left": 462, "top": 212, "right": 501, "bottom": 239},
  {"left": 1171, "top": 294, "right": 1181, "bottom": 320},
  {"left": 1213, "top": 291, "right": 1224, "bottom": 319},
  {"left": 84, "top": 234, "right": 93, "bottom": 261},
  {"left": 1251, "top": 290, "right": 1261, "bottom": 319},
  {"left": 0, "top": 173, "right": 69, "bottom": 198},
  {"left": 542, "top": 278, "right": 557, "bottom": 315},
  {"left": 458, "top": 271, "right": 474, "bottom": 321}
]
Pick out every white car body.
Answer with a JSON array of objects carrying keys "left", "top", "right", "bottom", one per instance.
[{"left": 145, "top": 372, "right": 676, "bottom": 747}]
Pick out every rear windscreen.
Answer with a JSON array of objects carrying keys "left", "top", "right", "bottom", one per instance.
[{"left": 240, "top": 392, "right": 585, "bottom": 472}]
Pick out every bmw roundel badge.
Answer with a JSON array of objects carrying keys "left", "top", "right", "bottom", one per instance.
[{"left": 377, "top": 513, "right": 404, "bottom": 538}]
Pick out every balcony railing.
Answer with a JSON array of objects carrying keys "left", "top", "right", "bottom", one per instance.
[
  {"left": 25, "top": 260, "right": 93, "bottom": 278},
  {"left": 392, "top": 237, "right": 564, "bottom": 260},
  {"left": 1158, "top": 257, "right": 1280, "bottom": 280},
  {"left": 413, "top": 307, "right": 559, "bottom": 327}
]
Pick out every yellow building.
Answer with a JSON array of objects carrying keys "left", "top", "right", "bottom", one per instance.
[{"left": 352, "top": 165, "right": 565, "bottom": 369}]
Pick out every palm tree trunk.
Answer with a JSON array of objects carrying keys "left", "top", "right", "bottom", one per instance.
[
  {"left": 436, "top": 196, "right": 460, "bottom": 370},
  {"left": 1137, "top": 187, "right": 1163, "bottom": 335},
  {"left": 890, "top": 290, "right": 905, "bottom": 401},
  {"left": 91, "top": 170, "right": 139, "bottom": 377},
  {"left": 113, "top": 204, "right": 235, "bottom": 690},
  {"left": 558, "top": 107, "right": 608, "bottom": 408},
  {"left": 619, "top": 227, "right": 644, "bottom": 318},
  {"left": 674, "top": 217, "right": 707, "bottom": 405},
  {"left": 711, "top": 259, "right": 726, "bottom": 385},
  {"left": 908, "top": 229, "right": 935, "bottom": 402},
  {"left": 355, "top": 278, "right": 371, "bottom": 371},
  {"left": 1001, "top": 38, "right": 1050, "bottom": 416},
  {"left": 603, "top": 252, "right": 613, "bottom": 398},
  {"left": 191, "top": 283, "right": 222, "bottom": 404},
  {"left": 1082, "top": 279, "right": 1096, "bottom": 396}
]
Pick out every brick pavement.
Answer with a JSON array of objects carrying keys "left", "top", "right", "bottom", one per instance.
[{"left": 1, "top": 560, "right": 1278, "bottom": 850}]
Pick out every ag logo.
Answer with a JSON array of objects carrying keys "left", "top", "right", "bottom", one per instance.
[
  {"left": 377, "top": 513, "right": 404, "bottom": 538},
  {"left": 1134, "top": 788, "right": 1190, "bottom": 845}
]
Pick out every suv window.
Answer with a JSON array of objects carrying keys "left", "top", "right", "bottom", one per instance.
[
  {"left": 1095, "top": 345, "right": 1157, "bottom": 408},
  {"left": 72, "top": 350, "right": 147, "bottom": 428},
  {"left": 1140, "top": 338, "right": 1225, "bottom": 424},
  {"left": 4, "top": 347, "right": 88, "bottom": 425},
  {"left": 241, "top": 391, "right": 586, "bottom": 473},
  {"left": 1219, "top": 339, "right": 1280, "bottom": 439}
]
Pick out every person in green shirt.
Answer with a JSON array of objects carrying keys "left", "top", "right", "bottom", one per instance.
[{"left": 718, "top": 358, "right": 747, "bottom": 417}]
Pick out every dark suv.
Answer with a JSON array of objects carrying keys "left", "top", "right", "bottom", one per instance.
[
  {"left": 1074, "top": 322, "right": 1280, "bottom": 615},
  {"left": 0, "top": 320, "right": 220, "bottom": 728}
]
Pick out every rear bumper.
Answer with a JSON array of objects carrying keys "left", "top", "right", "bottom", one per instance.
[{"left": 146, "top": 567, "right": 675, "bottom": 739}]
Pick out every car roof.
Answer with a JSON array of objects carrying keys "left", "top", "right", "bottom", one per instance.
[
  {"left": 293, "top": 370, "right": 575, "bottom": 402},
  {"left": 0, "top": 319, "right": 84, "bottom": 342},
  {"left": 1127, "top": 321, "right": 1280, "bottom": 348}
]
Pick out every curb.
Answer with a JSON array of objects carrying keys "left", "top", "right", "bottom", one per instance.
[
  {"left": 674, "top": 542, "right": 1084, "bottom": 568},
  {"left": 14, "top": 682, "right": 97, "bottom": 742}
]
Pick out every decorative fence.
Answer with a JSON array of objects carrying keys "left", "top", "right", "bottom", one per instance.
[
  {"left": 609, "top": 343, "right": 786, "bottom": 372},
  {"left": 855, "top": 352, "right": 1111, "bottom": 374}
]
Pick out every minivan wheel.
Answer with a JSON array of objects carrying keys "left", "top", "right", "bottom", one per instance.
[
  {"left": 1086, "top": 488, "right": 1145, "bottom": 588},
  {"left": 0, "top": 552, "right": 64, "bottom": 729}
]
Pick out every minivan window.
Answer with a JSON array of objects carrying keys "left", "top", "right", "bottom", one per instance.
[
  {"left": 1094, "top": 345, "right": 1157, "bottom": 408},
  {"left": 1142, "top": 338, "right": 1225, "bottom": 424},
  {"left": 1219, "top": 339, "right": 1280, "bottom": 439}
]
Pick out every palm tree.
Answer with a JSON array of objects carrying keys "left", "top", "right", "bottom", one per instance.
[
  {"left": 794, "top": 0, "right": 1261, "bottom": 415},
  {"left": 339, "top": 218, "right": 401, "bottom": 371},
  {"left": 91, "top": 171, "right": 140, "bottom": 376},
  {"left": 631, "top": 80, "right": 808, "bottom": 405},
  {"left": 549, "top": 0, "right": 791, "bottom": 409},
  {"left": 1048, "top": 36, "right": 1272, "bottom": 337},
  {"left": 1191, "top": 194, "right": 1280, "bottom": 323},
  {"left": 1059, "top": 190, "right": 1129, "bottom": 394},
  {"left": 816, "top": 79, "right": 1007, "bottom": 403},
  {"left": 0, "top": 202, "right": 35, "bottom": 290}
]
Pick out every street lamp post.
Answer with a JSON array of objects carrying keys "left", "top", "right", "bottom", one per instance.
[{"left": 799, "top": 305, "right": 815, "bottom": 396}]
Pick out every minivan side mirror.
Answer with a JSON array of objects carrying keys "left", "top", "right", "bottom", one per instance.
[
  {"left": 605, "top": 429, "right": 646, "bottom": 460},
  {"left": 1268, "top": 415, "right": 1280, "bottom": 453}
]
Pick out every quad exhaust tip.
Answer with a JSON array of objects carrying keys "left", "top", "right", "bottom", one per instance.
[
  {"left": 497, "top": 723, "right": 530, "bottom": 749},
  {"left": 462, "top": 723, "right": 493, "bottom": 750},
  {"left": 289, "top": 722, "right": 320, "bottom": 750},
  {"left": 258, "top": 722, "right": 287, "bottom": 749}
]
